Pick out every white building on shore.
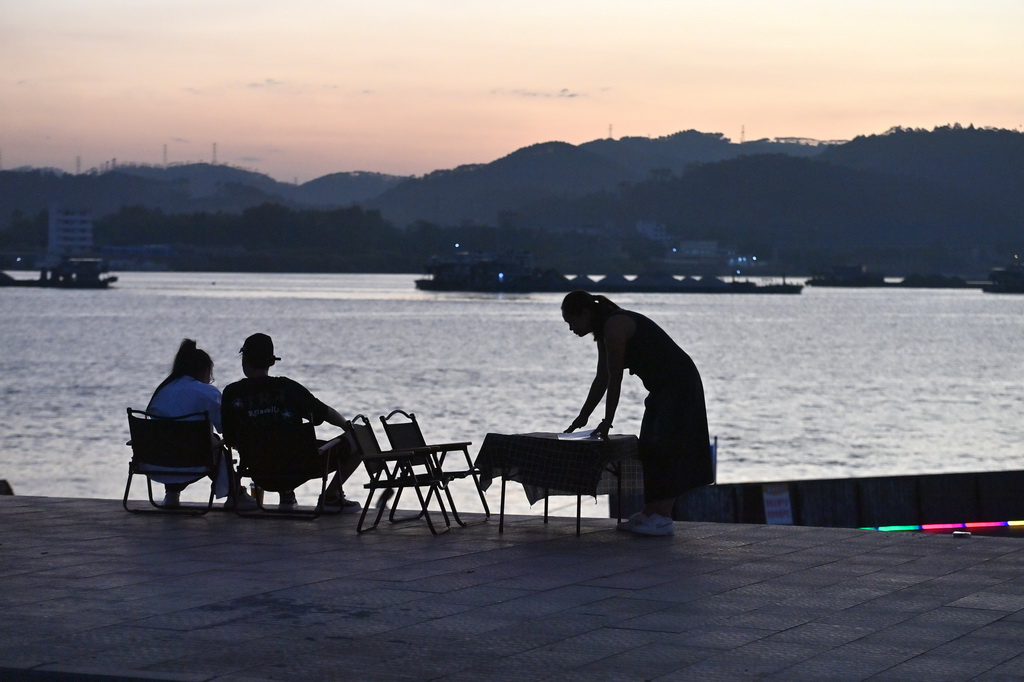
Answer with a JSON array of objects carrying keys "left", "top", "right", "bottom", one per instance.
[{"left": 43, "top": 207, "right": 94, "bottom": 267}]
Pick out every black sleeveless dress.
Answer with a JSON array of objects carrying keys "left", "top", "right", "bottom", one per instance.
[{"left": 612, "top": 310, "right": 713, "bottom": 501}]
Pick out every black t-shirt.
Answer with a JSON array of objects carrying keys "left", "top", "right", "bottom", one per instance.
[{"left": 221, "top": 376, "right": 330, "bottom": 446}]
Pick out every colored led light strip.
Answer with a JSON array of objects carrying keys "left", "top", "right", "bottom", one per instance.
[{"left": 862, "top": 520, "right": 1016, "bottom": 531}]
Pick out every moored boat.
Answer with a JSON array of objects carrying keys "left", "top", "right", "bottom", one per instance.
[
  {"left": 982, "top": 259, "right": 1024, "bottom": 294},
  {"left": 415, "top": 252, "right": 567, "bottom": 292},
  {"left": 0, "top": 257, "right": 118, "bottom": 289},
  {"left": 415, "top": 253, "right": 802, "bottom": 294},
  {"left": 807, "top": 265, "right": 977, "bottom": 289}
]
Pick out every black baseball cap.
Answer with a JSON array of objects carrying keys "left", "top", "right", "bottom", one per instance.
[{"left": 239, "top": 333, "right": 281, "bottom": 364}]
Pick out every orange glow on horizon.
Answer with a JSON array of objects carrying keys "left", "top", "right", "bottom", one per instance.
[{"left": 2, "top": 1, "right": 1022, "bottom": 181}]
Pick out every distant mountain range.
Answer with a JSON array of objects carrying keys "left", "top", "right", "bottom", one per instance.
[
  {"left": 0, "top": 130, "right": 840, "bottom": 225},
  {"left": 362, "top": 131, "right": 831, "bottom": 226},
  {"left": 0, "top": 162, "right": 406, "bottom": 219},
  {"left": 2, "top": 125, "right": 1022, "bottom": 271}
]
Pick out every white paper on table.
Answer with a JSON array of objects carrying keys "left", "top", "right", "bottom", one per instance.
[{"left": 557, "top": 429, "right": 600, "bottom": 440}]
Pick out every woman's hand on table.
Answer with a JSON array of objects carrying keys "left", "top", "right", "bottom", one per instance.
[
  {"left": 564, "top": 415, "right": 588, "bottom": 433},
  {"left": 593, "top": 419, "right": 612, "bottom": 439}
]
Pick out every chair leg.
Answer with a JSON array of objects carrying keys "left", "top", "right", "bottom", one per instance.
[
  {"left": 430, "top": 483, "right": 452, "bottom": 528},
  {"left": 435, "top": 477, "right": 467, "bottom": 527},
  {"left": 386, "top": 491, "right": 433, "bottom": 525},
  {"left": 146, "top": 477, "right": 157, "bottom": 508},
  {"left": 232, "top": 484, "right": 321, "bottom": 520},
  {"left": 317, "top": 471, "right": 343, "bottom": 516},
  {"left": 387, "top": 487, "right": 428, "bottom": 524},
  {"left": 421, "top": 480, "right": 450, "bottom": 527},
  {"left": 471, "top": 473, "right": 492, "bottom": 520},
  {"left": 123, "top": 470, "right": 211, "bottom": 516},
  {"left": 202, "top": 480, "right": 216, "bottom": 515},
  {"left": 122, "top": 468, "right": 136, "bottom": 513},
  {"left": 356, "top": 490, "right": 377, "bottom": 533},
  {"left": 456, "top": 451, "right": 491, "bottom": 519},
  {"left": 411, "top": 482, "right": 447, "bottom": 535},
  {"left": 358, "top": 475, "right": 395, "bottom": 532}
]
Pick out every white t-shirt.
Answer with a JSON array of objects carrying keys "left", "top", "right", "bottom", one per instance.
[{"left": 148, "top": 376, "right": 223, "bottom": 432}]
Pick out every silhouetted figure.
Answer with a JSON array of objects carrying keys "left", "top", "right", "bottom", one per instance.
[
  {"left": 221, "top": 333, "right": 361, "bottom": 512},
  {"left": 147, "top": 339, "right": 254, "bottom": 509},
  {"left": 561, "top": 291, "right": 713, "bottom": 536}
]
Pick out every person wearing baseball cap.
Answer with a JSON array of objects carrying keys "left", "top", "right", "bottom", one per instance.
[
  {"left": 238, "top": 333, "right": 281, "bottom": 366},
  {"left": 222, "top": 333, "right": 361, "bottom": 512}
]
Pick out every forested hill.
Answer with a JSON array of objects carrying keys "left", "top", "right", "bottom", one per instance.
[
  {"left": 0, "top": 129, "right": 825, "bottom": 224},
  {"left": 0, "top": 165, "right": 407, "bottom": 222},
  {"left": 1, "top": 126, "right": 1019, "bottom": 235},
  {"left": 1, "top": 125, "right": 1021, "bottom": 276},
  {"left": 497, "top": 125, "right": 1022, "bottom": 258}
]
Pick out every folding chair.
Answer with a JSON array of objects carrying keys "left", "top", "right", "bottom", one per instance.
[
  {"left": 124, "top": 408, "right": 222, "bottom": 515},
  {"left": 349, "top": 414, "right": 451, "bottom": 535},
  {"left": 229, "top": 418, "right": 342, "bottom": 520},
  {"left": 379, "top": 409, "right": 490, "bottom": 524}
]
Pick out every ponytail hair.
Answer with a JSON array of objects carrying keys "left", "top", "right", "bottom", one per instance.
[
  {"left": 561, "top": 290, "right": 621, "bottom": 340},
  {"left": 147, "top": 339, "right": 214, "bottom": 410}
]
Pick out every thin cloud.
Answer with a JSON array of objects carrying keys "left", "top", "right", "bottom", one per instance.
[
  {"left": 244, "top": 79, "right": 348, "bottom": 95},
  {"left": 494, "top": 87, "right": 586, "bottom": 99},
  {"left": 247, "top": 79, "right": 285, "bottom": 89}
]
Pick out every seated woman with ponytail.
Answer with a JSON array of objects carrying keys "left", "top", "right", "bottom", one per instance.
[{"left": 146, "top": 339, "right": 255, "bottom": 509}]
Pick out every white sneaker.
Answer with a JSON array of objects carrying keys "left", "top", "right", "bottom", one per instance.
[
  {"left": 162, "top": 489, "right": 181, "bottom": 508},
  {"left": 225, "top": 489, "right": 259, "bottom": 511},
  {"left": 631, "top": 513, "right": 675, "bottom": 536},
  {"left": 321, "top": 493, "right": 362, "bottom": 514},
  {"left": 616, "top": 512, "right": 648, "bottom": 532}
]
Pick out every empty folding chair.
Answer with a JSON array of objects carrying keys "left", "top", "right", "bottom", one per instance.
[
  {"left": 349, "top": 414, "right": 450, "bottom": 535},
  {"left": 380, "top": 409, "right": 490, "bottom": 524}
]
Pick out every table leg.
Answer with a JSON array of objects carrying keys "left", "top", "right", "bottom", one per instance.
[
  {"left": 617, "top": 463, "right": 622, "bottom": 521},
  {"left": 576, "top": 495, "right": 581, "bottom": 536},
  {"left": 499, "top": 477, "right": 506, "bottom": 533}
]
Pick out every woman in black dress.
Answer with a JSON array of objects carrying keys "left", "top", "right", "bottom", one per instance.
[{"left": 561, "top": 290, "right": 713, "bottom": 536}]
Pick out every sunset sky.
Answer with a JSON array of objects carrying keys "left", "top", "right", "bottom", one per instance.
[{"left": 3, "top": 0, "right": 1022, "bottom": 182}]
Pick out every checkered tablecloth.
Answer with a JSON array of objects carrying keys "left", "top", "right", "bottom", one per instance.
[{"left": 474, "top": 432, "right": 643, "bottom": 504}]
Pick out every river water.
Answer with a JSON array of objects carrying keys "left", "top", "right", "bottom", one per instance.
[{"left": 2, "top": 272, "right": 1022, "bottom": 517}]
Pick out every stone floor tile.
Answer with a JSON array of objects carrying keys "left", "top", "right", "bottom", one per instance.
[
  {"left": 5, "top": 498, "right": 1024, "bottom": 681},
  {"left": 867, "top": 653, "right": 1004, "bottom": 681}
]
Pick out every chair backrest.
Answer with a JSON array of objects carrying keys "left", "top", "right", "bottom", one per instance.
[
  {"left": 379, "top": 409, "right": 427, "bottom": 450},
  {"left": 126, "top": 408, "right": 215, "bottom": 469},
  {"left": 350, "top": 414, "right": 384, "bottom": 458},
  {"left": 352, "top": 414, "right": 422, "bottom": 476},
  {"left": 232, "top": 418, "right": 323, "bottom": 492}
]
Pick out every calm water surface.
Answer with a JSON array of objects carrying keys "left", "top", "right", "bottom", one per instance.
[{"left": 2, "top": 272, "right": 1022, "bottom": 517}]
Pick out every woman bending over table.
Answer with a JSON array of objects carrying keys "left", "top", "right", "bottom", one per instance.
[{"left": 561, "top": 290, "right": 713, "bottom": 536}]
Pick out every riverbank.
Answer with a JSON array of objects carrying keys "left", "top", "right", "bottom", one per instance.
[{"left": 3, "top": 495, "right": 1024, "bottom": 680}]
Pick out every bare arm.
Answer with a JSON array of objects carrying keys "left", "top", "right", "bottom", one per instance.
[
  {"left": 324, "top": 406, "right": 351, "bottom": 430},
  {"left": 566, "top": 350, "right": 609, "bottom": 432},
  {"left": 565, "top": 314, "right": 635, "bottom": 435}
]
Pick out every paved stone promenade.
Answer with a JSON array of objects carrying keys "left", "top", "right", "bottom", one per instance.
[{"left": 3, "top": 495, "right": 1024, "bottom": 681}]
